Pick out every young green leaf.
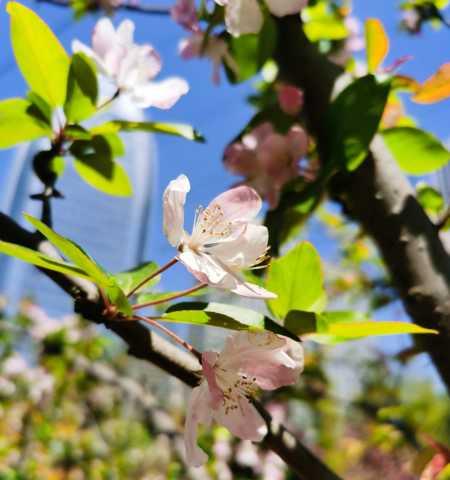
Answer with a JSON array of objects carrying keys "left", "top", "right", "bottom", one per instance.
[
  {"left": 266, "top": 241, "right": 327, "bottom": 319},
  {"left": 302, "top": 1, "right": 348, "bottom": 42},
  {"left": 0, "top": 98, "right": 51, "bottom": 148},
  {"left": 64, "top": 53, "right": 99, "bottom": 123},
  {"left": 164, "top": 302, "right": 300, "bottom": 341},
  {"left": 93, "top": 120, "right": 205, "bottom": 142},
  {"left": 24, "top": 214, "right": 112, "bottom": 287},
  {"left": 416, "top": 182, "right": 445, "bottom": 214},
  {"left": 382, "top": 127, "right": 449, "bottom": 175},
  {"left": 7, "top": 2, "right": 70, "bottom": 107},
  {"left": 0, "top": 240, "right": 94, "bottom": 281},
  {"left": 326, "top": 75, "right": 390, "bottom": 171},
  {"left": 112, "top": 262, "right": 161, "bottom": 296}
]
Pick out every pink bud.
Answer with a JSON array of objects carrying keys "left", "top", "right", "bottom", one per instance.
[
  {"left": 277, "top": 84, "right": 304, "bottom": 116},
  {"left": 171, "top": 0, "right": 199, "bottom": 32}
]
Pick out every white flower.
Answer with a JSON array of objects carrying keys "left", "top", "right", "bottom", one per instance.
[
  {"left": 73, "top": 18, "right": 189, "bottom": 109},
  {"left": 217, "top": 0, "right": 308, "bottom": 37},
  {"left": 184, "top": 331, "right": 304, "bottom": 466},
  {"left": 163, "top": 174, "right": 275, "bottom": 298}
]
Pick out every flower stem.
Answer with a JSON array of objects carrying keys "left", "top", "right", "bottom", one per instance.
[
  {"left": 132, "top": 283, "right": 207, "bottom": 310},
  {"left": 127, "top": 257, "right": 179, "bottom": 298},
  {"left": 97, "top": 89, "right": 121, "bottom": 110},
  {"left": 133, "top": 314, "right": 202, "bottom": 361}
]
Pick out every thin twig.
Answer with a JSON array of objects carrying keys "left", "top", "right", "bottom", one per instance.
[
  {"left": 127, "top": 257, "right": 179, "bottom": 298},
  {"left": 132, "top": 282, "right": 207, "bottom": 310},
  {"left": 133, "top": 314, "right": 202, "bottom": 361},
  {"left": 35, "top": 0, "right": 171, "bottom": 15}
]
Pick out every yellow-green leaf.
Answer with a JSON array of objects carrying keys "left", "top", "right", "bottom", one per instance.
[
  {"left": 7, "top": 2, "right": 70, "bottom": 107},
  {"left": 365, "top": 18, "right": 389, "bottom": 73}
]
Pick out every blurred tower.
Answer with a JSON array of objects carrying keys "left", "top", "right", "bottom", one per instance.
[{"left": 0, "top": 99, "right": 157, "bottom": 315}]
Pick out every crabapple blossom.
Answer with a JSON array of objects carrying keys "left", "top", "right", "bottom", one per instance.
[
  {"left": 224, "top": 122, "right": 311, "bottom": 208},
  {"left": 184, "top": 331, "right": 304, "bottom": 466},
  {"left": 277, "top": 84, "right": 304, "bottom": 116},
  {"left": 171, "top": 0, "right": 199, "bottom": 32},
  {"left": 179, "top": 32, "right": 238, "bottom": 84},
  {"left": 217, "top": 0, "right": 308, "bottom": 37},
  {"left": 72, "top": 18, "right": 189, "bottom": 109},
  {"left": 163, "top": 174, "right": 275, "bottom": 298}
]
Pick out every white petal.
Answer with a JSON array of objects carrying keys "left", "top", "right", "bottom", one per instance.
[
  {"left": 231, "top": 281, "right": 277, "bottom": 299},
  {"left": 163, "top": 175, "right": 190, "bottom": 247},
  {"left": 178, "top": 250, "right": 228, "bottom": 285},
  {"left": 184, "top": 383, "right": 213, "bottom": 466},
  {"left": 225, "top": 0, "right": 264, "bottom": 37},
  {"left": 92, "top": 18, "right": 116, "bottom": 58},
  {"left": 117, "top": 19, "right": 135, "bottom": 46},
  {"left": 265, "top": 0, "right": 307, "bottom": 17},
  {"left": 207, "top": 185, "right": 262, "bottom": 223},
  {"left": 130, "top": 77, "right": 189, "bottom": 109}
]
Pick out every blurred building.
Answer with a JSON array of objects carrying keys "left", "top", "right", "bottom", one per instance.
[{"left": 0, "top": 99, "right": 157, "bottom": 315}]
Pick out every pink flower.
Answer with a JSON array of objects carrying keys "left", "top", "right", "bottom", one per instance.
[
  {"left": 171, "top": 0, "right": 199, "bottom": 32},
  {"left": 277, "top": 84, "right": 304, "bottom": 116},
  {"left": 72, "top": 18, "right": 189, "bottom": 109},
  {"left": 179, "top": 32, "right": 238, "bottom": 84},
  {"left": 163, "top": 175, "right": 275, "bottom": 298},
  {"left": 184, "top": 331, "right": 304, "bottom": 466},
  {"left": 224, "top": 123, "right": 310, "bottom": 208},
  {"left": 217, "top": 0, "right": 308, "bottom": 37}
]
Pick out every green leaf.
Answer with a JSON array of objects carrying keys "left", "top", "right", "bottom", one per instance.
[
  {"left": 65, "top": 125, "right": 92, "bottom": 141},
  {"left": 70, "top": 136, "right": 132, "bottom": 197},
  {"left": 266, "top": 242, "right": 327, "bottom": 319},
  {"left": 93, "top": 120, "right": 205, "bottom": 142},
  {"left": 416, "top": 182, "right": 445, "bottom": 214},
  {"left": 327, "top": 75, "right": 390, "bottom": 170},
  {"left": 164, "top": 302, "right": 300, "bottom": 341},
  {"left": 302, "top": 1, "right": 348, "bottom": 42},
  {"left": 0, "top": 240, "right": 94, "bottom": 281},
  {"left": 0, "top": 98, "right": 51, "bottom": 148},
  {"left": 64, "top": 53, "right": 98, "bottom": 123},
  {"left": 27, "top": 92, "right": 52, "bottom": 126},
  {"left": 381, "top": 127, "right": 450, "bottom": 175},
  {"left": 105, "top": 284, "right": 132, "bottom": 316},
  {"left": 24, "top": 214, "right": 111, "bottom": 287},
  {"left": 7, "top": 2, "right": 70, "bottom": 107},
  {"left": 112, "top": 262, "right": 160, "bottom": 296}
]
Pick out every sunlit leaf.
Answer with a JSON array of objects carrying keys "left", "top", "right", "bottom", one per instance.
[
  {"left": 302, "top": 1, "right": 348, "bottom": 41},
  {"left": 266, "top": 242, "right": 327, "bottom": 319},
  {"left": 412, "top": 62, "right": 450, "bottom": 104},
  {"left": 0, "top": 98, "right": 51, "bottom": 148},
  {"left": 365, "top": 18, "right": 389, "bottom": 73},
  {"left": 382, "top": 127, "right": 449, "bottom": 174},
  {"left": 7, "top": 2, "right": 70, "bottom": 107},
  {"left": 164, "top": 302, "right": 299, "bottom": 340},
  {"left": 416, "top": 182, "right": 445, "bottom": 214},
  {"left": 113, "top": 262, "right": 160, "bottom": 296}
]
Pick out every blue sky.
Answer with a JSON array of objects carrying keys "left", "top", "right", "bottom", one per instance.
[{"left": 0, "top": 1, "right": 449, "bottom": 386}]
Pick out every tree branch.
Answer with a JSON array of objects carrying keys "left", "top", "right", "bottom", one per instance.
[
  {"left": 275, "top": 16, "right": 450, "bottom": 391},
  {"left": 0, "top": 210, "right": 342, "bottom": 480}
]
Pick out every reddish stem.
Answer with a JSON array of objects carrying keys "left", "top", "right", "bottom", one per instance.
[{"left": 132, "top": 283, "right": 207, "bottom": 310}]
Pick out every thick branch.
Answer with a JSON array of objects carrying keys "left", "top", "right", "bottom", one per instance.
[
  {"left": 0, "top": 211, "right": 342, "bottom": 480},
  {"left": 275, "top": 16, "right": 450, "bottom": 390}
]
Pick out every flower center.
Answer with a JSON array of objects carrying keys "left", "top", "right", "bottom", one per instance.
[
  {"left": 215, "top": 368, "right": 258, "bottom": 415},
  {"left": 190, "top": 204, "right": 232, "bottom": 247}
]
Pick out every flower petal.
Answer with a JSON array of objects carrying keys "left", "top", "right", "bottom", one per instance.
[
  {"left": 208, "top": 185, "right": 262, "bottom": 223},
  {"left": 184, "top": 383, "right": 213, "bottom": 466},
  {"left": 225, "top": 0, "right": 264, "bottom": 37},
  {"left": 163, "top": 174, "right": 190, "bottom": 246},
  {"left": 131, "top": 77, "right": 189, "bottom": 109},
  {"left": 92, "top": 18, "right": 117, "bottom": 58},
  {"left": 214, "top": 394, "right": 267, "bottom": 440},
  {"left": 202, "top": 351, "right": 223, "bottom": 409},
  {"left": 117, "top": 19, "right": 135, "bottom": 46},
  {"left": 178, "top": 250, "right": 228, "bottom": 285},
  {"left": 265, "top": 0, "right": 308, "bottom": 17},
  {"left": 231, "top": 281, "right": 277, "bottom": 299}
]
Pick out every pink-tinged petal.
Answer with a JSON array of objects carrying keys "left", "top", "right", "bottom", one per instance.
[
  {"left": 258, "top": 133, "right": 290, "bottom": 176},
  {"left": 231, "top": 281, "right": 277, "bottom": 299},
  {"left": 163, "top": 174, "right": 190, "bottom": 246},
  {"left": 179, "top": 250, "right": 229, "bottom": 285},
  {"left": 131, "top": 77, "right": 189, "bottom": 109},
  {"left": 277, "top": 84, "right": 304, "bottom": 116},
  {"left": 225, "top": 0, "right": 264, "bottom": 37},
  {"left": 171, "top": 0, "right": 199, "bottom": 31},
  {"left": 214, "top": 394, "right": 267, "bottom": 440},
  {"left": 209, "top": 224, "right": 268, "bottom": 269},
  {"left": 92, "top": 18, "right": 116, "bottom": 58},
  {"left": 242, "top": 122, "right": 274, "bottom": 150},
  {"left": 265, "top": 0, "right": 307, "bottom": 17},
  {"left": 287, "top": 125, "right": 309, "bottom": 160},
  {"left": 184, "top": 383, "right": 213, "bottom": 466},
  {"left": 178, "top": 36, "right": 201, "bottom": 59},
  {"left": 116, "top": 19, "right": 135, "bottom": 46},
  {"left": 223, "top": 143, "right": 259, "bottom": 176},
  {"left": 208, "top": 185, "right": 262, "bottom": 222},
  {"left": 202, "top": 352, "right": 223, "bottom": 409}
]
